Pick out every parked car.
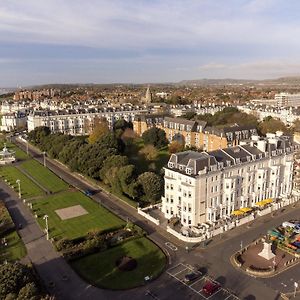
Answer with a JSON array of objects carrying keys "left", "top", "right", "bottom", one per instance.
[
  {"left": 202, "top": 281, "right": 221, "bottom": 296},
  {"left": 184, "top": 272, "right": 201, "bottom": 283}
]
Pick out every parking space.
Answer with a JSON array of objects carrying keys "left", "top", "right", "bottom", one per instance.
[{"left": 166, "top": 264, "right": 239, "bottom": 300}]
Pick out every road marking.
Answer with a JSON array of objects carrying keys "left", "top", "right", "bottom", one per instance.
[
  {"left": 207, "top": 288, "right": 222, "bottom": 299},
  {"left": 165, "top": 242, "right": 178, "bottom": 251},
  {"left": 190, "top": 277, "right": 204, "bottom": 287},
  {"left": 172, "top": 268, "right": 188, "bottom": 277},
  {"left": 281, "top": 282, "right": 288, "bottom": 287}
]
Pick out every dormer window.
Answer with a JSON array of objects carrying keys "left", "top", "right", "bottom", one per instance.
[
  {"left": 186, "top": 168, "right": 192, "bottom": 175},
  {"left": 168, "top": 162, "right": 174, "bottom": 168},
  {"left": 236, "top": 158, "right": 241, "bottom": 164},
  {"left": 259, "top": 154, "right": 262, "bottom": 159}
]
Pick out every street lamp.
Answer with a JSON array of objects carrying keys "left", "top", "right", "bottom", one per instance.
[
  {"left": 16, "top": 179, "right": 21, "bottom": 198},
  {"left": 294, "top": 282, "right": 298, "bottom": 298},
  {"left": 43, "top": 152, "right": 46, "bottom": 167},
  {"left": 43, "top": 214, "right": 49, "bottom": 240}
]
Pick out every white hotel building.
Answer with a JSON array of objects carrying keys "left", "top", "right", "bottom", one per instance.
[
  {"left": 161, "top": 132, "right": 299, "bottom": 227},
  {"left": 27, "top": 107, "right": 148, "bottom": 135}
]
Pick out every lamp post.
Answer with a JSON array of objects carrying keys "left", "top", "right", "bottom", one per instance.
[
  {"left": 43, "top": 214, "right": 49, "bottom": 240},
  {"left": 43, "top": 152, "right": 46, "bottom": 167},
  {"left": 16, "top": 179, "right": 21, "bottom": 198},
  {"left": 26, "top": 141, "right": 29, "bottom": 155},
  {"left": 294, "top": 282, "right": 298, "bottom": 298}
]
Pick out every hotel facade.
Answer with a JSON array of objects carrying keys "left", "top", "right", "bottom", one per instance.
[
  {"left": 161, "top": 132, "right": 298, "bottom": 227},
  {"left": 27, "top": 108, "right": 148, "bottom": 135},
  {"left": 133, "top": 115, "right": 257, "bottom": 152}
]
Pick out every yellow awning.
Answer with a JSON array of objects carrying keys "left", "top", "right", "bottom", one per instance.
[
  {"left": 255, "top": 198, "right": 273, "bottom": 206},
  {"left": 264, "top": 198, "right": 273, "bottom": 204},
  {"left": 240, "top": 207, "right": 252, "bottom": 213},
  {"left": 232, "top": 210, "right": 244, "bottom": 216}
]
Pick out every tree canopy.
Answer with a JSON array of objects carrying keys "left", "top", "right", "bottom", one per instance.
[
  {"left": 138, "top": 172, "right": 164, "bottom": 204},
  {"left": 142, "top": 127, "right": 168, "bottom": 149},
  {"left": 258, "top": 116, "right": 287, "bottom": 135},
  {"left": 88, "top": 118, "right": 109, "bottom": 144},
  {"left": 0, "top": 262, "right": 43, "bottom": 300}
]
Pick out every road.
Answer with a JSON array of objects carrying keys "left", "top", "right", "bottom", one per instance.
[{"left": 11, "top": 137, "right": 300, "bottom": 299}]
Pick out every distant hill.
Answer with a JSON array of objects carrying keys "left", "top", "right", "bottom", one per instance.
[{"left": 178, "top": 76, "right": 300, "bottom": 87}]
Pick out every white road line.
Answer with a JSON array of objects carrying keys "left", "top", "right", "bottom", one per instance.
[
  {"left": 172, "top": 268, "right": 188, "bottom": 277},
  {"left": 224, "top": 295, "right": 232, "bottom": 300},
  {"left": 190, "top": 277, "right": 205, "bottom": 287},
  {"left": 166, "top": 263, "right": 184, "bottom": 273},
  {"left": 207, "top": 288, "right": 222, "bottom": 300}
]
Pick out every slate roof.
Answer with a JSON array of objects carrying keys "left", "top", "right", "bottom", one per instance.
[{"left": 165, "top": 135, "right": 299, "bottom": 177}]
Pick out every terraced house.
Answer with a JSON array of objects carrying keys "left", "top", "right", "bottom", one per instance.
[
  {"left": 133, "top": 115, "right": 257, "bottom": 151},
  {"left": 161, "top": 132, "right": 298, "bottom": 227}
]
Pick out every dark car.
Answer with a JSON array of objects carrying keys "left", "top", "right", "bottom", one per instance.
[
  {"left": 202, "top": 281, "right": 221, "bottom": 296},
  {"left": 84, "top": 190, "right": 94, "bottom": 196},
  {"left": 184, "top": 272, "right": 201, "bottom": 283}
]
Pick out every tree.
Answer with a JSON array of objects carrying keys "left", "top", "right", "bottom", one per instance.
[
  {"left": 97, "top": 132, "right": 125, "bottom": 153},
  {"left": 168, "top": 140, "right": 185, "bottom": 154},
  {"left": 258, "top": 117, "right": 287, "bottom": 135},
  {"left": 292, "top": 119, "right": 300, "bottom": 132},
  {"left": 17, "top": 282, "right": 38, "bottom": 300},
  {"left": 139, "top": 145, "right": 158, "bottom": 161},
  {"left": 0, "top": 262, "right": 36, "bottom": 299},
  {"left": 138, "top": 172, "right": 164, "bottom": 204},
  {"left": 113, "top": 119, "right": 133, "bottom": 131},
  {"left": 118, "top": 165, "right": 139, "bottom": 198},
  {"left": 181, "top": 112, "right": 196, "bottom": 120},
  {"left": 27, "top": 126, "right": 51, "bottom": 145},
  {"left": 100, "top": 155, "right": 129, "bottom": 183},
  {"left": 88, "top": 118, "right": 109, "bottom": 144},
  {"left": 142, "top": 127, "right": 168, "bottom": 149}
]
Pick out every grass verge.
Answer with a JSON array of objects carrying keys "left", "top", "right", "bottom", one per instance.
[
  {"left": 32, "top": 190, "right": 124, "bottom": 240},
  {"left": 0, "top": 166, "right": 44, "bottom": 198},
  {"left": 71, "top": 237, "right": 166, "bottom": 289},
  {"left": 0, "top": 231, "right": 27, "bottom": 262},
  {"left": 20, "top": 159, "right": 68, "bottom": 193}
]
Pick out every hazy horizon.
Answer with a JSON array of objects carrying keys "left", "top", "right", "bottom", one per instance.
[{"left": 1, "top": 0, "right": 300, "bottom": 86}]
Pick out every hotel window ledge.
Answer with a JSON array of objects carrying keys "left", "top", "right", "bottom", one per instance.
[
  {"left": 181, "top": 181, "right": 193, "bottom": 187},
  {"left": 165, "top": 176, "right": 175, "bottom": 180}
]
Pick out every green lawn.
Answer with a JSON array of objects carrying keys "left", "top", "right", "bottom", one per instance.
[
  {"left": 32, "top": 191, "right": 124, "bottom": 240},
  {"left": 0, "top": 231, "right": 27, "bottom": 262},
  {"left": 20, "top": 159, "right": 68, "bottom": 193},
  {"left": 71, "top": 237, "right": 166, "bottom": 289},
  {"left": 0, "top": 166, "right": 44, "bottom": 198}
]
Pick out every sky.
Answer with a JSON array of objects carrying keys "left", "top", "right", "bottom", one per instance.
[{"left": 1, "top": 0, "right": 300, "bottom": 86}]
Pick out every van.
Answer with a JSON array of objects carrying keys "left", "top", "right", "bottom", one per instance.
[{"left": 282, "top": 221, "right": 295, "bottom": 229}]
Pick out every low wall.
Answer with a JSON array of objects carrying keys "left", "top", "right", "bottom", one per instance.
[
  {"left": 245, "top": 265, "right": 275, "bottom": 277},
  {"left": 166, "top": 226, "right": 206, "bottom": 243},
  {"left": 258, "top": 206, "right": 272, "bottom": 217},
  {"left": 137, "top": 208, "right": 160, "bottom": 225}
]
